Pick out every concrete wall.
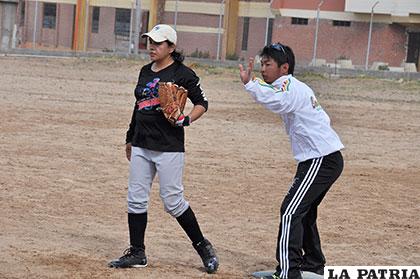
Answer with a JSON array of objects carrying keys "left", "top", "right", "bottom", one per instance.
[
  {"left": 345, "top": 0, "right": 420, "bottom": 16},
  {"left": 0, "top": 1, "right": 17, "bottom": 50}
]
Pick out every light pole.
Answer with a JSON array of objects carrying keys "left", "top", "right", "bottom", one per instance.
[
  {"left": 312, "top": 0, "right": 324, "bottom": 66},
  {"left": 365, "top": 1, "right": 379, "bottom": 71},
  {"left": 264, "top": 0, "right": 274, "bottom": 46},
  {"left": 134, "top": 0, "right": 141, "bottom": 55},
  {"left": 174, "top": 0, "right": 178, "bottom": 30},
  {"left": 129, "top": 1, "right": 134, "bottom": 53},
  {"left": 33, "top": 0, "right": 39, "bottom": 48},
  {"left": 216, "top": 0, "right": 224, "bottom": 60},
  {"left": 84, "top": 0, "right": 89, "bottom": 51}
]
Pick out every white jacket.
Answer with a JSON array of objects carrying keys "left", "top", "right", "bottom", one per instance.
[{"left": 245, "top": 74, "right": 344, "bottom": 162}]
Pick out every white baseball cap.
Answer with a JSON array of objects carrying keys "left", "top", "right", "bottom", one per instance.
[{"left": 142, "top": 24, "right": 177, "bottom": 45}]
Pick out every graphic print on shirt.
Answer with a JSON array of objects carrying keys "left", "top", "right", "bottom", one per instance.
[
  {"left": 136, "top": 78, "right": 161, "bottom": 111},
  {"left": 197, "top": 79, "right": 208, "bottom": 101},
  {"left": 311, "top": 95, "right": 323, "bottom": 111},
  {"left": 280, "top": 78, "right": 291, "bottom": 92},
  {"left": 253, "top": 77, "right": 291, "bottom": 94}
]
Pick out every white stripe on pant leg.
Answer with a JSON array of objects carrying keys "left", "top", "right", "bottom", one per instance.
[
  {"left": 285, "top": 158, "right": 322, "bottom": 216},
  {"left": 285, "top": 214, "right": 292, "bottom": 278},
  {"left": 280, "top": 158, "right": 321, "bottom": 278},
  {"left": 281, "top": 158, "right": 323, "bottom": 278},
  {"left": 289, "top": 158, "right": 323, "bottom": 215},
  {"left": 280, "top": 214, "right": 293, "bottom": 278},
  {"left": 280, "top": 159, "right": 319, "bottom": 278},
  {"left": 279, "top": 158, "right": 322, "bottom": 278},
  {"left": 284, "top": 158, "right": 323, "bottom": 277},
  {"left": 279, "top": 213, "right": 288, "bottom": 276}
]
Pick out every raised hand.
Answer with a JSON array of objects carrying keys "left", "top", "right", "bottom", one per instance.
[{"left": 239, "top": 57, "right": 255, "bottom": 85}]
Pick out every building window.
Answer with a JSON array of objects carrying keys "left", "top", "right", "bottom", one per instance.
[
  {"left": 241, "top": 17, "right": 250, "bottom": 51},
  {"left": 92, "top": 7, "right": 100, "bottom": 33},
  {"left": 19, "top": 2, "right": 25, "bottom": 27},
  {"left": 333, "top": 20, "right": 351, "bottom": 27},
  {"left": 291, "top": 17, "right": 308, "bottom": 25},
  {"left": 267, "top": 18, "right": 274, "bottom": 45},
  {"left": 115, "top": 8, "right": 131, "bottom": 37},
  {"left": 43, "top": 3, "right": 57, "bottom": 29}
]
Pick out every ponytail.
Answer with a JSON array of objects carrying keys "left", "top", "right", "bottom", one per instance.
[
  {"left": 171, "top": 50, "right": 184, "bottom": 63},
  {"left": 167, "top": 41, "right": 184, "bottom": 63}
]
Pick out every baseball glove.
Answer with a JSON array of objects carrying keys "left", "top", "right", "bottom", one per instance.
[{"left": 158, "top": 82, "right": 188, "bottom": 126}]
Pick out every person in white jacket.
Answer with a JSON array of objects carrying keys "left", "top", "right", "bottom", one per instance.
[{"left": 239, "top": 43, "right": 344, "bottom": 279}]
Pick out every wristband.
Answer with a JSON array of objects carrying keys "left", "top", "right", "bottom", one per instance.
[
  {"left": 175, "top": 114, "right": 191, "bottom": 127},
  {"left": 183, "top": 116, "right": 191, "bottom": 126}
]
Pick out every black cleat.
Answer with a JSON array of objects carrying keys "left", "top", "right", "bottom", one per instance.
[
  {"left": 108, "top": 246, "right": 147, "bottom": 268},
  {"left": 193, "top": 238, "right": 219, "bottom": 274}
]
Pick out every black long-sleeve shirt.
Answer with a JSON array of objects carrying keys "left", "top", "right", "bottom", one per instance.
[{"left": 126, "top": 61, "right": 208, "bottom": 152}]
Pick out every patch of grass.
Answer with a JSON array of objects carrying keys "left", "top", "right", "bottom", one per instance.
[
  {"left": 226, "top": 53, "right": 239, "bottom": 61},
  {"left": 378, "top": 65, "right": 390, "bottom": 71},
  {"left": 189, "top": 49, "right": 210, "bottom": 59},
  {"left": 188, "top": 63, "right": 224, "bottom": 75},
  {"left": 297, "top": 71, "right": 326, "bottom": 81}
]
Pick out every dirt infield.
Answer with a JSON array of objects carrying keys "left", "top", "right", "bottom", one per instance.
[{"left": 1, "top": 55, "right": 419, "bottom": 279}]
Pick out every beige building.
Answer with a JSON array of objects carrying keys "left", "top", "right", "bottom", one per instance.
[{"left": 18, "top": 0, "right": 268, "bottom": 59}]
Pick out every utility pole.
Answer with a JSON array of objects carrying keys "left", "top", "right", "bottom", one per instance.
[
  {"left": 33, "top": 0, "right": 39, "bottom": 48},
  {"left": 365, "top": 1, "right": 379, "bottom": 71},
  {"left": 134, "top": 0, "right": 142, "bottom": 55},
  {"left": 312, "top": 0, "right": 324, "bottom": 66},
  {"left": 174, "top": 0, "right": 178, "bottom": 30},
  {"left": 216, "top": 0, "right": 224, "bottom": 60},
  {"left": 264, "top": 0, "right": 274, "bottom": 46},
  {"left": 129, "top": 2, "right": 134, "bottom": 53}
]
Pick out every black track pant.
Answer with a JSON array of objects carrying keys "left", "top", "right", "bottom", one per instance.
[{"left": 275, "top": 151, "right": 343, "bottom": 279}]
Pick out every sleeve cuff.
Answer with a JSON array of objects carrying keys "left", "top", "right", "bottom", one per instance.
[{"left": 244, "top": 79, "right": 255, "bottom": 90}]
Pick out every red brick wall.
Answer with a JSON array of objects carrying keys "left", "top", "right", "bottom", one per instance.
[
  {"left": 236, "top": 16, "right": 267, "bottom": 60},
  {"left": 272, "top": 16, "right": 407, "bottom": 67},
  {"left": 23, "top": 2, "right": 74, "bottom": 49},
  {"left": 177, "top": 32, "right": 220, "bottom": 58},
  {"left": 272, "top": 0, "right": 345, "bottom": 11},
  {"left": 370, "top": 23, "right": 406, "bottom": 67},
  {"left": 163, "top": 12, "right": 222, "bottom": 58},
  {"left": 40, "top": 28, "right": 56, "bottom": 47},
  {"left": 20, "top": 2, "right": 408, "bottom": 67},
  {"left": 56, "top": 4, "right": 74, "bottom": 48},
  {"left": 39, "top": 2, "right": 57, "bottom": 47},
  {"left": 88, "top": 7, "right": 117, "bottom": 50},
  {"left": 180, "top": 0, "right": 223, "bottom": 2},
  {"left": 23, "top": 1, "right": 41, "bottom": 44}
]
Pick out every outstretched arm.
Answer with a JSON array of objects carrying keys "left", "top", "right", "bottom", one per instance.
[{"left": 240, "top": 63, "right": 296, "bottom": 114}]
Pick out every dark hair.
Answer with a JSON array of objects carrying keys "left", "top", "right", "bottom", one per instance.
[
  {"left": 260, "top": 43, "right": 295, "bottom": 75},
  {"left": 167, "top": 41, "right": 184, "bottom": 63}
]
